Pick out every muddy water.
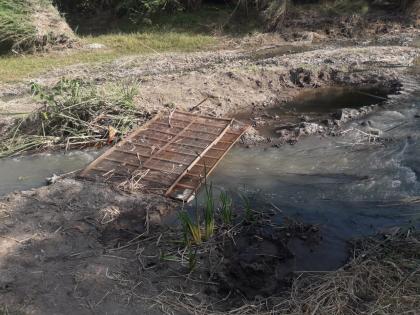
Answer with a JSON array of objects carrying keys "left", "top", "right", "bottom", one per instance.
[
  {"left": 271, "top": 86, "right": 389, "bottom": 114},
  {"left": 203, "top": 80, "right": 420, "bottom": 271},
  {"left": 0, "top": 150, "right": 99, "bottom": 196}
]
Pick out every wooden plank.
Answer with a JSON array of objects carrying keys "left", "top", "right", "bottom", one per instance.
[
  {"left": 173, "top": 183, "right": 197, "bottom": 190},
  {"left": 168, "top": 117, "right": 227, "bottom": 128},
  {"left": 103, "top": 158, "right": 180, "bottom": 176},
  {"left": 142, "top": 120, "right": 196, "bottom": 168},
  {"left": 175, "top": 124, "right": 249, "bottom": 201},
  {"left": 165, "top": 119, "right": 233, "bottom": 197},
  {"left": 120, "top": 143, "right": 219, "bottom": 160},
  {"left": 174, "top": 110, "right": 232, "bottom": 122},
  {"left": 148, "top": 126, "right": 221, "bottom": 137},
  {"left": 80, "top": 114, "right": 162, "bottom": 177},
  {"left": 154, "top": 121, "right": 225, "bottom": 134},
  {"left": 143, "top": 129, "right": 214, "bottom": 143}
]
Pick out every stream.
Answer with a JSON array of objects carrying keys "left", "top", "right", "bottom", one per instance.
[
  {"left": 202, "top": 78, "right": 420, "bottom": 271},
  {"left": 1, "top": 75, "right": 419, "bottom": 272},
  {"left": 0, "top": 150, "right": 99, "bottom": 196}
]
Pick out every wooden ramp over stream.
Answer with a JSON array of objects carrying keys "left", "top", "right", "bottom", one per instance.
[{"left": 80, "top": 111, "right": 249, "bottom": 202}]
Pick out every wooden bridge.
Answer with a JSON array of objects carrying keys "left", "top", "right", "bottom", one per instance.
[{"left": 80, "top": 110, "right": 249, "bottom": 202}]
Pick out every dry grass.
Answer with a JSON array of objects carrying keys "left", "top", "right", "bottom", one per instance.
[
  {"left": 0, "top": 78, "right": 149, "bottom": 157},
  {"left": 142, "top": 229, "right": 420, "bottom": 315},
  {"left": 278, "top": 230, "right": 420, "bottom": 315}
]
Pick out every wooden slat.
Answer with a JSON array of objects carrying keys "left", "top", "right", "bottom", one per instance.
[
  {"left": 174, "top": 110, "right": 232, "bottom": 122},
  {"left": 154, "top": 121, "right": 225, "bottom": 134},
  {"left": 103, "top": 157, "right": 181, "bottom": 176},
  {"left": 143, "top": 129, "right": 213, "bottom": 143},
  {"left": 174, "top": 124, "right": 249, "bottom": 201},
  {"left": 142, "top": 120, "right": 196, "bottom": 168},
  {"left": 80, "top": 114, "right": 162, "bottom": 177},
  {"left": 173, "top": 183, "right": 197, "bottom": 190},
  {"left": 165, "top": 119, "right": 233, "bottom": 197},
  {"left": 148, "top": 126, "right": 221, "bottom": 137}
]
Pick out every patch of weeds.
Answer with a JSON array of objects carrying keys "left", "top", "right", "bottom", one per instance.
[
  {"left": 240, "top": 193, "right": 256, "bottom": 223},
  {"left": 0, "top": 78, "right": 149, "bottom": 157},
  {"left": 203, "top": 180, "right": 215, "bottom": 240},
  {"left": 187, "top": 247, "right": 198, "bottom": 272},
  {"left": 178, "top": 210, "right": 202, "bottom": 245},
  {"left": 219, "top": 191, "right": 233, "bottom": 225},
  {"left": 0, "top": 0, "right": 37, "bottom": 54}
]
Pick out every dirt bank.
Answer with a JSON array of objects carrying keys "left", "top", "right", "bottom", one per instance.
[
  {"left": 0, "top": 176, "right": 326, "bottom": 314},
  {"left": 0, "top": 178, "right": 174, "bottom": 314},
  {"left": 1, "top": 45, "right": 419, "bottom": 140}
]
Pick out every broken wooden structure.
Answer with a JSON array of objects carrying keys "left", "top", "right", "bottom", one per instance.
[{"left": 80, "top": 110, "right": 249, "bottom": 202}]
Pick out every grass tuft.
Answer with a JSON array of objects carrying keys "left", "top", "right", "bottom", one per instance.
[
  {"left": 0, "top": 0, "right": 37, "bottom": 54},
  {"left": 240, "top": 193, "right": 255, "bottom": 223},
  {"left": 219, "top": 191, "right": 233, "bottom": 225},
  {"left": 178, "top": 211, "right": 202, "bottom": 245},
  {"left": 203, "top": 180, "right": 215, "bottom": 240}
]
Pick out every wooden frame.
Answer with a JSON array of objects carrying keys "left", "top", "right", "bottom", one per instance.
[{"left": 80, "top": 110, "right": 249, "bottom": 202}]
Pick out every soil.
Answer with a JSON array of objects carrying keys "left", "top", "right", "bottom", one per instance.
[{"left": 0, "top": 11, "right": 420, "bottom": 315}]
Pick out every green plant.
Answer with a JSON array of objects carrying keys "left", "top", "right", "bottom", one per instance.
[
  {"left": 0, "top": 0, "right": 37, "bottom": 54},
  {"left": 178, "top": 211, "right": 202, "bottom": 245},
  {"left": 219, "top": 191, "right": 233, "bottom": 225},
  {"left": 187, "top": 247, "right": 198, "bottom": 272},
  {"left": 240, "top": 193, "right": 255, "bottom": 223},
  {"left": 203, "top": 180, "right": 215, "bottom": 239}
]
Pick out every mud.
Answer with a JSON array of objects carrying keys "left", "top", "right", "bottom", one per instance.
[
  {"left": 0, "top": 178, "right": 175, "bottom": 314},
  {"left": 215, "top": 222, "right": 320, "bottom": 302}
]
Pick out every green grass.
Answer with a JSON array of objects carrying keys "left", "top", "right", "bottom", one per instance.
[
  {"left": 0, "top": 0, "right": 37, "bottom": 53},
  {"left": 0, "top": 31, "right": 216, "bottom": 82},
  {"left": 0, "top": 3, "right": 261, "bottom": 83},
  {"left": 219, "top": 191, "right": 233, "bottom": 225},
  {"left": 85, "top": 31, "right": 216, "bottom": 54}
]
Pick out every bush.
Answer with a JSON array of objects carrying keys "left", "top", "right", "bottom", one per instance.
[{"left": 0, "top": 0, "right": 37, "bottom": 53}]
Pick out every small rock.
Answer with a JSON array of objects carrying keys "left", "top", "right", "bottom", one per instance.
[
  {"left": 322, "top": 119, "right": 334, "bottom": 127},
  {"left": 299, "top": 115, "right": 310, "bottom": 122},
  {"left": 298, "top": 122, "right": 324, "bottom": 135},
  {"left": 415, "top": 114, "right": 420, "bottom": 118},
  {"left": 276, "top": 129, "right": 289, "bottom": 137},
  {"left": 46, "top": 174, "right": 60, "bottom": 185}
]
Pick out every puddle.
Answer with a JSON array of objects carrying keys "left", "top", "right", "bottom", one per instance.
[
  {"left": 195, "top": 82, "right": 420, "bottom": 272},
  {"left": 0, "top": 150, "right": 100, "bottom": 196},
  {"left": 272, "top": 86, "right": 389, "bottom": 115},
  {"left": 236, "top": 86, "right": 392, "bottom": 138}
]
